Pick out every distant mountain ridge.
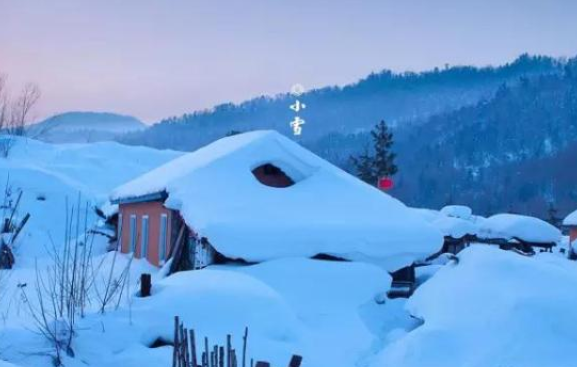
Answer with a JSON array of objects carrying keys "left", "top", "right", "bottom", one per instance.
[
  {"left": 29, "top": 112, "right": 145, "bottom": 143},
  {"left": 119, "top": 54, "right": 563, "bottom": 151}
]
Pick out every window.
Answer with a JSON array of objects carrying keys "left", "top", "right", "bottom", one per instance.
[
  {"left": 117, "top": 213, "right": 123, "bottom": 250},
  {"left": 141, "top": 215, "right": 149, "bottom": 259},
  {"left": 251, "top": 163, "right": 295, "bottom": 188},
  {"left": 129, "top": 215, "right": 137, "bottom": 253},
  {"left": 159, "top": 213, "right": 168, "bottom": 263}
]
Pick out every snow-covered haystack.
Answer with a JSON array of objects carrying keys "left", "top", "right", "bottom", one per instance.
[
  {"left": 112, "top": 131, "right": 442, "bottom": 270},
  {"left": 0, "top": 137, "right": 180, "bottom": 261},
  {"left": 374, "top": 246, "right": 577, "bottom": 367},
  {"left": 479, "top": 213, "right": 561, "bottom": 244}
]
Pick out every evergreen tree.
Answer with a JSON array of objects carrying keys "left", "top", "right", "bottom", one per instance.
[{"left": 350, "top": 120, "right": 398, "bottom": 186}]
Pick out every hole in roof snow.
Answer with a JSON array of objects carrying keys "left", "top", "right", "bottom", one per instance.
[
  {"left": 251, "top": 163, "right": 295, "bottom": 188},
  {"left": 147, "top": 337, "right": 173, "bottom": 348}
]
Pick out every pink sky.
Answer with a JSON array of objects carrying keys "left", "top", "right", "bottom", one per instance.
[{"left": 1, "top": 0, "right": 576, "bottom": 123}]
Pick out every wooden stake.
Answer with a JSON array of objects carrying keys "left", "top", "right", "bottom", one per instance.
[
  {"left": 190, "top": 329, "right": 198, "bottom": 367},
  {"left": 173, "top": 316, "right": 180, "bottom": 367},
  {"left": 242, "top": 327, "right": 248, "bottom": 367}
]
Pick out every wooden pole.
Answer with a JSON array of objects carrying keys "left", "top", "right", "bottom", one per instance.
[
  {"left": 190, "top": 329, "right": 198, "bottom": 367},
  {"left": 219, "top": 346, "right": 224, "bottom": 367},
  {"left": 242, "top": 327, "right": 248, "bottom": 367},
  {"left": 226, "top": 334, "right": 232, "bottom": 367},
  {"left": 173, "top": 316, "right": 180, "bottom": 367},
  {"left": 140, "top": 273, "right": 152, "bottom": 297}
]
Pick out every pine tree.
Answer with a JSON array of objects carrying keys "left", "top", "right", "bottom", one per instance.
[{"left": 350, "top": 120, "right": 398, "bottom": 186}]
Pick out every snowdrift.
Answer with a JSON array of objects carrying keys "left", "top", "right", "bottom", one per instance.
[
  {"left": 112, "top": 131, "right": 442, "bottom": 270},
  {"left": 375, "top": 246, "right": 577, "bottom": 367}
]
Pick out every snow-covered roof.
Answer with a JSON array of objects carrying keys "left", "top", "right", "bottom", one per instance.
[
  {"left": 111, "top": 130, "right": 442, "bottom": 268},
  {"left": 440, "top": 205, "right": 472, "bottom": 220},
  {"left": 478, "top": 213, "right": 561, "bottom": 244},
  {"left": 431, "top": 216, "right": 478, "bottom": 239},
  {"left": 563, "top": 210, "right": 577, "bottom": 227}
]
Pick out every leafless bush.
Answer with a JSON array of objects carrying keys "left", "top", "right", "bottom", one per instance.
[
  {"left": 92, "top": 248, "right": 134, "bottom": 314},
  {"left": 0, "top": 74, "right": 41, "bottom": 158},
  {"left": 20, "top": 196, "right": 95, "bottom": 366}
]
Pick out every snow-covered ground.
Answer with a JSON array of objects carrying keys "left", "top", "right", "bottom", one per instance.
[{"left": 2, "top": 138, "right": 577, "bottom": 367}]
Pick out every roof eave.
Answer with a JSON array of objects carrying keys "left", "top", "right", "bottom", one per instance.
[{"left": 110, "top": 191, "right": 168, "bottom": 205}]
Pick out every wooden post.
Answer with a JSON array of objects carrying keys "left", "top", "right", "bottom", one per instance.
[
  {"left": 173, "top": 316, "right": 180, "bottom": 367},
  {"left": 219, "top": 346, "right": 225, "bottom": 367},
  {"left": 190, "top": 329, "right": 198, "bottom": 367},
  {"left": 140, "top": 273, "right": 152, "bottom": 297},
  {"left": 242, "top": 327, "right": 248, "bottom": 367},
  {"left": 204, "top": 337, "right": 210, "bottom": 367},
  {"left": 226, "top": 334, "right": 232, "bottom": 367},
  {"left": 288, "top": 355, "right": 303, "bottom": 367}
]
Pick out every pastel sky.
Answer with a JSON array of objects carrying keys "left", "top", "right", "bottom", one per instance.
[{"left": 2, "top": 0, "right": 577, "bottom": 123}]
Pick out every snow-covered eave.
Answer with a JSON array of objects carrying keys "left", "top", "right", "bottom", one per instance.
[
  {"left": 110, "top": 190, "right": 168, "bottom": 205},
  {"left": 477, "top": 235, "right": 557, "bottom": 247}
]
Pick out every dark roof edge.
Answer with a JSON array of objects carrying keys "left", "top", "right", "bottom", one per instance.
[{"left": 110, "top": 191, "right": 168, "bottom": 205}]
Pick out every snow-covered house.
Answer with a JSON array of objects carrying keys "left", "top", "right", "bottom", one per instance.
[
  {"left": 478, "top": 213, "right": 561, "bottom": 253},
  {"left": 413, "top": 206, "right": 479, "bottom": 255},
  {"left": 109, "top": 131, "right": 442, "bottom": 272},
  {"left": 564, "top": 210, "right": 577, "bottom": 256}
]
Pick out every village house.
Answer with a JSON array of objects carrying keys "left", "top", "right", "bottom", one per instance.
[
  {"left": 563, "top": 210, "right": 577, "bottom": 257},
  {"left": 109, "top": 130, "right": 443, "bottom": 274}
]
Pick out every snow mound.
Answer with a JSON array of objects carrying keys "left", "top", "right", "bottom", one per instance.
[
  {"left": 479, "top": 213, "right": 561, "bottom": 243},
  {"left": 234, "top": 258, "right": 391, "bottom": 367},
  {"left": 374, "top": 246, "right": 577, "bottom": 367},
  {"left": 431, "top": 216, "right": 478, "bottom": 238},
  {"left": 135, "top": 269, "right": 303, "bottom": 365},
  {"left": 440, "top": 205, "right": 472, "bottom": 220},
  {"left": 112, "top": 131, "right": 442, "bottom": 269},
  {"left": 564, "top": 209, "right": 577, "bottom": 226}
]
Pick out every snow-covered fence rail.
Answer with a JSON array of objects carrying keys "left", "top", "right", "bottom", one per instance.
[{"left": 172, "top": 316, "right": 302, "bottom": 367}]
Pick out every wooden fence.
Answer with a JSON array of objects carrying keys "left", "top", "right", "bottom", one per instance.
[{"left": 172, "top": 316, "right": 302, "bottom": 367}]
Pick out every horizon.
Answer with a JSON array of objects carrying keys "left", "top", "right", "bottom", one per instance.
[{"left": 2, "top": 0, "right": 577, "bottom": 123}]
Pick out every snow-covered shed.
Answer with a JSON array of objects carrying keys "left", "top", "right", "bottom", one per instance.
[
  {"left": 110, "top": 130, "right": 442, "bottom": 271},
  {"left": 478, "top": 213, "right": 561, "bottom": 253},
  {"left": 563, "top": 210, "right": 577, "bottom": 244}
]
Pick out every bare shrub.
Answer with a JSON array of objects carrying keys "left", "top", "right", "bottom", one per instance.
[
  {"left": 19, "top": 196, "right": 95, "bottom": 366},
  {"left": 0, "top": 74, "right": 41, "bottom": 157}
]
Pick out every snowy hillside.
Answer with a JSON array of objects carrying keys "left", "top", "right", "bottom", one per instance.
[
  {"left": 0, "top": 137, "right": 181, "bottom": 263},
  {"left": 27, "top": 112, "right": 146, "bottom": 143}
]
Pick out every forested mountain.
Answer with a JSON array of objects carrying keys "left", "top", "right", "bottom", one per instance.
[
  {"left": 117, "top": 55, "right": 577, "bottom": 218},
  {"left": 391, "top": 58, "right": 577, "bottom": 217},
  {"left": 119, "top": 55, "right": 562, "bottom": 151}
]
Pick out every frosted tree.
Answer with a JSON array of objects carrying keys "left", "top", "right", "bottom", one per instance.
[{"left": 350, "top": 120, "right": 398, "bottom": 186}]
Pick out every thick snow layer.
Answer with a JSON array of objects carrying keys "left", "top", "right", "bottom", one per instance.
[
  {"left": 440, "top": 205, "right": 472, "bottom": 220},
  {"left": 564, "top": 209, "right": 577, "bottom": 226},
  {"left": 374, "top": 246, "right": 577, "bottom": 367},
  {"left": 112, "top": 131, "right": 442, "bottom": 269},
  {"left": 431, "top": 216, "right": 478, "bottom": 238},
  {"left": 479, "top": 213, "right": 561, "bottom": 244},
  {"left": 0, "top": 137, "right": 180, "bottom": 262},
  {"left": 410, "top": 208, "right": 442, "bottom": 223}
]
